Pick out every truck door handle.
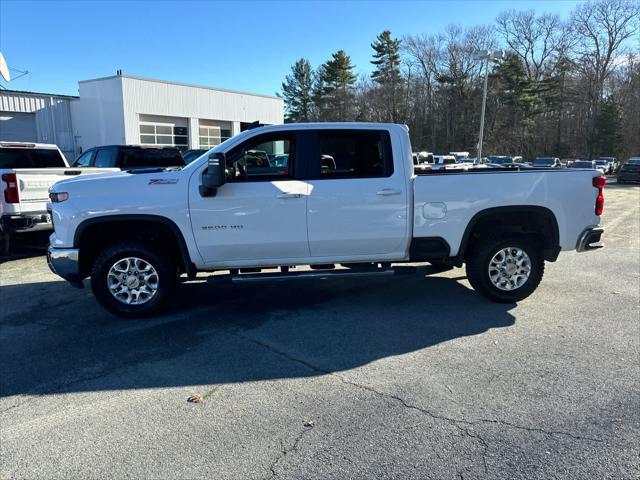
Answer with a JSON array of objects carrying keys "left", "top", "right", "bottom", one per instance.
[
  {"left": 376, "top": 189, "right": 402, "bottom": 196},
  {"left": 276, "top": 193, "right": 302, "bottom": 199}
]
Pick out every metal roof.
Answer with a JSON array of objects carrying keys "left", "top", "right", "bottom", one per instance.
[
  {"left": 78, "top": 74, "right": 282, "bottom": 100},
  {"left": 0, "top": 88, "right": 78, "bottom": 99}
]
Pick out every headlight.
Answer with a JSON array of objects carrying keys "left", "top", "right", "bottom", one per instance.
[{"left": 49, "top": 192, "right": 69, "bottom": 203}]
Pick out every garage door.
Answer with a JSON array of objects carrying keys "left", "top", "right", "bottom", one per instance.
[{"left": 0, "top": 112, "right": 37, "bottom": 142}]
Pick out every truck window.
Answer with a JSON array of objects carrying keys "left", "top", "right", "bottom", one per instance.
[
  {"left": 94, "top": 147, "right": 119, "bottom": 168},
  {"left": 0, "top": 148, "right": 66, "bottom": 168},
  {"left": 313, "top": 130, "right": 393, "bottom": 179},
  {"left": 73, "top": 150, "right": 94, "bottom": 167},
  {"left": 225, "top": 133, "right": 294, "bottom": 181},
  {"left": 120, "top": 148, "right": 185, "bottom": 169}
]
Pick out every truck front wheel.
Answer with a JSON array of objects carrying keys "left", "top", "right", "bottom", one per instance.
[
  {"left": 91, "top": 241, "right": 177, "bottom": 317},
  {"left": 466, "top": 236, "right": 544, "bottom": 303}
]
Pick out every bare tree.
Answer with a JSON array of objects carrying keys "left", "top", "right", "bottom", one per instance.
[
  {"left": 496, "top": 9, "right": 567, "bottom": 80},
  {"left": 571, "top": 0, "right": 640, "bottom": 156}
]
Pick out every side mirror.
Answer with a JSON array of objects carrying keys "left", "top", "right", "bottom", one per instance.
[{"left": 199, "top": 152, "right": 226, "bottom": 197}]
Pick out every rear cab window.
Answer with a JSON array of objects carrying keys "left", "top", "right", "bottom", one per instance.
[
  {"left": 310, "top": 129, "right": 393, "bottom": 179},
  {"left": 0, "top": 147, "right": 66, "bottom": 168}
]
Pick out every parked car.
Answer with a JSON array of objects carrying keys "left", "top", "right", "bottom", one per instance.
[
  {"left": 73, "top": 145, "right": 185, "bottom": 170},
  {"left": 570, "top": 160, "right": 597, "bottom": 169},
  {"left": 487, "top": 155, "right": 513, "bottom": 165},
  {"left": 431, "top": 154, "right": 457, "bottom": 169},
  {"left": 617, "top": 157, "right": 640, "bottom": 184},
  {"left": 413, "top": 151, "right": 434, "bottom": 166},
  {"left": 533, "top": 157, "right": 562, "bottom": 168},
  {"left": 182, "top": 149, "right": 208, "bottom": 164},
  {"left": 47, "top": 123, "right": 605, "bottom": 316},
  {"left": 594, "top": 159, "right": 611, "bottom": 175},
  {"left": 449, "top": 151, "right": 470, "bottom": 161},
  {"left": 0, "top": 142, "right": 118, "bottom": 253},
  {"left": 599, "top": 156, "right": 618, "bottom": 173}
]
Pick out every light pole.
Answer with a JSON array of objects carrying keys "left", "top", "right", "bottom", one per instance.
[{"left": 476, "top": 50, "right": 505, "bottom": 163}]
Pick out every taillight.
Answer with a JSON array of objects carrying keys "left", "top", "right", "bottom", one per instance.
[
  {"left": 593, "top": 176, "right": 605, "bottom": 216},
  {"left": 2, "top": 173, "right": 19, "bottom": 204}
]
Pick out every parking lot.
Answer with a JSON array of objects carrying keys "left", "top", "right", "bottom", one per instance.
[{"left": 0, "top": 182, "right": 638, "bottom": 479}]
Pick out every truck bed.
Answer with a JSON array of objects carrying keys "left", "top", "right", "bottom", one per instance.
[{"left": 412, "top": 167, "right": 602, "bottom": 254}]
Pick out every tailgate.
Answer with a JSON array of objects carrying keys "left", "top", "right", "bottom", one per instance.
[
  {"left": 6, "top": 168, "right": 118, "bottom": 214},
  {"left": 8, "top": 169, "right": 70, "bottom": 213}
]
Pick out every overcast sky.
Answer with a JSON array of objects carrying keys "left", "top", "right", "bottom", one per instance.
[{"left": 1, "top": 0, "right": 583, "bottom": 97}]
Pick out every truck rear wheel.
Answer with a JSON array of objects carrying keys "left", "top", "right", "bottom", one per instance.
[
  {"left": 91, "top": 241, "right": 177, "bottom": 317},
  {"left": 466, "top": 236, "right": 544, "bottom": 303}
]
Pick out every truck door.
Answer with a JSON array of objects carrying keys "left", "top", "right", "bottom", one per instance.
[
  {"left": 305, "top": 129, "right": 408, "bottom": 258},
  {"left": 189, "top": 131, "right": 310, "bottom": 264}
]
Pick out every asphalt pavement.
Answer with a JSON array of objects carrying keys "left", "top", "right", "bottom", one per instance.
[{"left": 1, "top": 182, "right": 638, "bottom": 479}]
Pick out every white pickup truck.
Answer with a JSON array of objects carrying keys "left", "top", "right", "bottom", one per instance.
[
  {"left": 0, "top": 142, "right": 119, "bottom": 253},
  {"left": 47, "top": 123, "right": 605, "bottom": 316}
]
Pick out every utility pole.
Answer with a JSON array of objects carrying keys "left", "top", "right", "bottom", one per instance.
[{"left": 476, "top": 50, "right": 505, "bottom": 163}]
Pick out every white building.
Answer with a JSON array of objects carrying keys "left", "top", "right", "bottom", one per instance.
[{"left": 0, "top": 73, "right": 284, "bottom": 161}]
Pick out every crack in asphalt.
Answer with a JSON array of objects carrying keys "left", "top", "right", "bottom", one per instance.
[
  {"left": 228, "top": 328, "right": 607, "bottom": 478},
  {"left": 265, "top": 425, "right": 314, "bottom": 479}
]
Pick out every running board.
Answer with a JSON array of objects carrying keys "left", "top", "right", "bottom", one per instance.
[{"left": 209, "top": 267, "right": 400, "bottom": 284}]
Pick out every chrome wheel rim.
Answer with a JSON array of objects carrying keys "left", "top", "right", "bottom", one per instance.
[
  {"left": 488, "top": 247, "right": 531, "bottom": 291},
  {"left": 107, "top": 257, "right": 159, "bottom": 305}
]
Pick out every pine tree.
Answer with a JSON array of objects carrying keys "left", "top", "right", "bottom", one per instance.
[
  {"left": 371, "top": 30, "right": 403, "bottom": 122},
  {"left": 595, "top": 96, "right": 624, "bottom": 159},
  {"left": 318, "top": 50, "right": 357, "bottom": 121},
  {"left": 280, "top": 59, "right": 315, "bottom": 122}
]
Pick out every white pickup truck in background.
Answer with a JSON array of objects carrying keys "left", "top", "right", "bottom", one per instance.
[
  {"left": 0, "top": 142, "right": 119, "bottom": 253},
  {"left": 47, "top": 123, "right": 605, "bottom": 316}
]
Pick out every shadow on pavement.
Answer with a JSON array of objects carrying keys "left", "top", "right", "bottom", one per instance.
[
  {"left": 0, "top": 231, "right": 50, "bottom": 264},
  {"left": 1, "top": 270, "right": 516, "bottom": 398}
]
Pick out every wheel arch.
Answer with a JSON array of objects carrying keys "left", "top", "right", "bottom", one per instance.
[
  {"left": 456, "top": 206, "right": 560, "bottom": 263},
  {"left": 74, "top": 214, "right": 196, "bottom": 279}
]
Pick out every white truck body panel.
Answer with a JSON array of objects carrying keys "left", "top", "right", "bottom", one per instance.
[
  {"left": 413, "top": 171, "right": 600, "bottom": 254},
  {"left": 49, "top": 123, "right": 604, "bottom": 272}
]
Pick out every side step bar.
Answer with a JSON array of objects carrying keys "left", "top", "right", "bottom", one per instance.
[{"left": 208, "top": 267, "right": 413, "bottom": 284}]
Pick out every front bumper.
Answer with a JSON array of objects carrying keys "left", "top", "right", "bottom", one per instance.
[
  {"left": 576, "top": 226, "right": 604, "bottom": 252},
  {"left": 47, "top": 246, "right": 84, "bottom": 287}
]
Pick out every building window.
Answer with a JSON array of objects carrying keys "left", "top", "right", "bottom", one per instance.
[
  {"left": 140, "top": 122, "right": 189, "bottom": 150},
  {"left": 199, "top": 125, "right": 232, "bottom": 149}
]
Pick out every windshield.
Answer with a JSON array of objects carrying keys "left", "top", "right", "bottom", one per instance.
[
  {"left": 572, "top": 161, "right": 592, "bottom": 168},
  {"left": 0, "top": 148, "right": 66, "bottom": 168},
  {"left": 625, "top": 159, "right": 640, "bottom": 165},
  {"left": 595, "top": 160, "right": 607, "bottom": 165}
]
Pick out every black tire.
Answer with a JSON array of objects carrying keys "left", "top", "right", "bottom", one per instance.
[
  {"left": 91, "top": 241, "right": 177, "bottom": 317},
  {"left": 465, "top": 236, "right": 544, "bottom": 303},
  {"left": 0, "top": 232, "right": 9, "bottom": 255}
]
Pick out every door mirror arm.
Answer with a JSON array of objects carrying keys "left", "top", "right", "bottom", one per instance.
[{"left": 200, "top": 152, "right": 226, "bottom": 197}]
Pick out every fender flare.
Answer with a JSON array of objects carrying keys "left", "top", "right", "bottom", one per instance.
[
  {"left": 74, "top": 214, "right": 197, "bottom": 278},
  {"left": 455, "top": 205, "right": 560, "bottom": 262}
]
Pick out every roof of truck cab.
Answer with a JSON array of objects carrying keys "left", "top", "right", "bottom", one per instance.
[{"left": 256, "top": 122, "right": 407, "bottom": 131}]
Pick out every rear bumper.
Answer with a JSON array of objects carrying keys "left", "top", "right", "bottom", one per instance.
[
  {"left": 576, "top": 226, "right": 604, "bottom": 252},
  {"left": 1, "top": 211, "right": 52, "bottom": 233},
  {"left": 47, "top": 246, "right": 84, "bottom": 287}
]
